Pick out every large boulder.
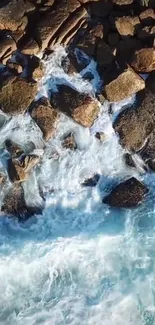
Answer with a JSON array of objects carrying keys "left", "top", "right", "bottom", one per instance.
[
  {"left": 131, "top": 48, "right": 155, "bottom": 73},
  {"left": 103, "top": 66, "right": 145, "bottom": 102},
  {"left": 0, "top": 0, "right": 26, "bottom": 31},
  {"left": 0, "top": 78, "right": 37, "bottom": 115},
  {"left": 7, "top": 155, "right": 40, "bottom": 183},
  {"left": 103, "top": 177, "right": 148, "bottom": 208},
  {"left": 113, "top": 89, "right": 155, "bottom": 151},
  {"left": 1, "top": 184, "right": 43, "bottom": 220},
  {"left": 31, "top": 98, "right": 59, "bottom": 141},
  {"left": 50, "top": 85, "right": 100, "bottom": 127}
]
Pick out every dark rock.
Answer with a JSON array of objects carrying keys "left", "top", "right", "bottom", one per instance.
[
  {"left": 5, "top": 139, "right": 24, "bottom": 158},
  {"left": 123, "top": 153, "right": 136, "bottom": 168},
  {"left": 1, "top": 184, "right": 43, "bottom": 220},
  {"left": 82, "top": 174, "right": 100, "bottom": 187},
  {"left": 50, "top": 84, "right": 99, "bottom": 128},
  {"left": 103, "top": 177, "right": 148, "bottom": 208},
  {"left": 139, "top": 8, "right": 155, "bottom": 26},
  {"left": 7, "top": 155, "right": 40, "bottom": 183}
]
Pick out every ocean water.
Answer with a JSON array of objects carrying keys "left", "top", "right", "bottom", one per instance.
[{"left": 0, "top": 47, "right": 155, "bottom": 325}]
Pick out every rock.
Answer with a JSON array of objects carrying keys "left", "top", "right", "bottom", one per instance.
[
  {"left": 131, "top": 48, "right": 155, "bottom": 73},
  {"left": 113, "top": 0, "right": 133, "bottom": 4},
  {"left": 32, "top": 61, "right": 44, "bottom": 80},
  {"left": 61, "top": 51, "right": 89, "bottom": 74},
  {"left": 0, "top": 173, "right": 6, "bottom": 185},
  {"left": 103, "top": 177, "right": 148, "bottom": 208},
  {"left": 96, "top": 40, "right": 115, "bottom": 67},
  {"left": 6, "top": 62, "right": 23, "bottom": 74},
  {"left": 95, "top": 132, "right": 106, "bottom": 142},
  {"left": 108, "top": 32, "right": 120, "bottom": 46},
  {"left": 123, "top": 153, "right": 136, "bottom": 168},
  {"left": 1, "top": 184, "right": 43, "bottom": 220},
  {"left": 137, "top": 25, "right": 155, "bottom": 42},
  {"left": 116, "top": 37, "right": 143, "bottom": 64},
  {"left": 62, "top": 133, "right": 77, "bottom": 150},
  {"left": 103, "top": 66, "right": 145, "bottom": 102},
  {"left": 0, "top": 36, "right": 17, "bottom": 62},
  {"left": 89, "top": 0, "right": 113, "bottom": 18},
  {"left": 7, "top": 155, "right": 40, "bottom": 183},
  {"left": 5, "top": 139, "right": 24, "bottom": 158},
  {"left": 31, "top": 98, "right": 59, "bottom": 141},
  {"left": 140, "top": 130, "right": 155, "bottom": 162},
  {"left": 50, "top": 85, "right": 100, "bottom": 128},
  {"left": 115, "top": 16, "right": 140, "bottom": 36},
  {"left": 0, "top": 0, "right": 27, "bottom": 31},
  {"left": 82, "top": 174, "right": 100, "bottom": 187},
  {"left": 139, "top": 9, "right": 155, "bottom": 26},
  {"left": 21, "top": 38, "right": 40, "bottom": 56},
  {"left": 113, "top": 88, "right": 155, "bottom": 151},
  {"left": 76, "top": 24, "right": 104, "bottom": 58},
  {"left": 0, "top": 78, "right": 37, "bottom": 115}
]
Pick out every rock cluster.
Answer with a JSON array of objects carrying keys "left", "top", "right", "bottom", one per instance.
[{"left": 1, "top": 0, "right": 155, "bottom": 216}]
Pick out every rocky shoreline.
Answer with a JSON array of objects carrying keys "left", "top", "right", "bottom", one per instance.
[{"left": 1, "top": 0, "right": 155, "bottom": 219}]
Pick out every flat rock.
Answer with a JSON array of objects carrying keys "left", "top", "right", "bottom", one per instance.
[
  {"left": 50, "top": 85, "right": 100, "bottom": 128},
  {"left": 103, "top": 177, "right": 148, "bottom": 208},
  {"left": 131, "top": 48, "right": 155, "bottom": 73},
  {"left": 113, "top": 88, "right": 155, "bottom": 151},
  {"left": 0, "top": 78, "right": 37, "bottom": 115},
  {"left": 76, "top": 24, "right": 104, "bottom": 58},
  {"left": 115, "top": 16, "right": 140, "bottom": 36},
  {"left": 31, "top": 98, "right": 59, "bottom": 141},
  {"left": 62, "top": 133, "right": 77, "bottom": 150},
  {"left": 1, "top": 184, "right": 43, "bottom": 220},
  {"left": 0, "top": 0, "right": 26, "bottom": 31},
  {"left": 103, "top": 66, "right": 145, "bottom": 102}
]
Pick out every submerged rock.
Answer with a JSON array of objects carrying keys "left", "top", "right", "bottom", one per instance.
[
  {"left": 103, "top": 177, "right": 148, "bottom": 208},
  {"left": 103, "top": 66, "right": 145, "bottom": 102},
  {"left": 50, "top": 85, "right": 99, "bottom": 128},
  {"left": 1, "top": 184, "right": 43, "bottom": 220},
  {"left": 0, "top": 78, "right": 37, "bottom": 115}
]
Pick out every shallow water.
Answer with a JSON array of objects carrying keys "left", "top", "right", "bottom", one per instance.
[{"left": 0, "top": 47, "right": 155, "bottom": 325}]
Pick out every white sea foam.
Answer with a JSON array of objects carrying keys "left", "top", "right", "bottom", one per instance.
[{"left": 0, "top": 46, "right": 154, "bottom": 325}]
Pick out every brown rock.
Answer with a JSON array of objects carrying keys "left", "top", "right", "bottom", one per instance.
[
  {"left": 1, "top": 184, "right": 43, "bottom": 220},
  {"left": 21, "top": 38, "right": 40, "bottom": 56},
  {"left": 103, "top": 177, "right": 148, "bottom": 208},
  {"left": 95, "top": 132, "right": 106, "bottom": 142},
  {"left": 76, "top": 24, "right": 104, "bottom": 57},
  {"left": 115, "top": 16, "right": 140, "bottom": 37},
  {"left": 32, "top": 61, "right": 44, "bottom": 80},
  {"left": 50, "top": 85, "right": 100, "bottom": 128},
  {"left": 89, "top": 0, "right": 113, "bottom": 18},
  {"left": 113, "top": 0, "right": 133, "bottom": 4},
  {"left": 31, "top": 98, "right": 59, "bottom": 141},
  {"left": 103, "top": 66, "right": 145, "bottom": 102},
  {"left": 116, "top": 37, "right": 143, "bottom": 64},
  {"left": 62, "top": 133, "right": 77, "bottom": 150},
  {"left": 0, "top": 0, "right": 26, "bottom": 31},
  {"left": 6, "top": 62, "right": 23, "bottom": 74},
  {"left": 139, "top": 9, "right": 155, "bottom": 26},
  {"left": 0, "top": 36, "right": 17, "bottom": 62},
  {"left": 131, "top": 48, "right": 155, "bottom": 73},
  {"left": 137, "top": 25, "right": 155, "bottom": 41},
  {"left": 7, "top": 154, "right": 40, "bottom": 183},
  {"left": 113, "top": 89, "right": 155, "bottom": 151},
  {"left": 0, "top": 78, "right": 37, "bottom": 115}
]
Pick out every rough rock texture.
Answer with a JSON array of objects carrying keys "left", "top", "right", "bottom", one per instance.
[
  {"left": 131, "top": 48, "right": 155, "bottom": 72},
  {"left": 31, "top": 98, "right": 59, "bottom": 141},
  {"left": 113, "top": 89, "right": 155, "bottom": 151},
  {"left": 103, "top": 177, "right": 148, "bottom": 208},
  {"left": 103, "top": 66, "right": 145, "bottom": 102},
  {"left": 62, "top": 133, "right": 77, "bottom": 150},
  {"left": 115, "top": 16, "right": 140, "bottom": 37},
  {"left": 0, "top": 78, "right": 37, "bottom": 115},
  {"left": 1, "top": 184, "right": 42, "bottom": 220},
  {"left": 50, "top": 85, "right": 100, "bottom": 127},
  {"left": 0, "top": 0, "right": 27, "bottom": 31},
  {"left": 5, "top": 140, "right": 24, "bottom": 158},
  {"left": 139, "top": 9, "right": 155, "bottom": 26},
  {"left": 7, "top": 155, "right": 40, "bottom": 183}
]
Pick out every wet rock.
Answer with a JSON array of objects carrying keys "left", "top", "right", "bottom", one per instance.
[
  {"left": 82, "top": 174, "right": 100, "bottom": 187},
  {"left": 32, "top": 61, "right": 44, "bottom": 80},
  {"left": 76, "top": 24, "right": 104, "bottom": 58},
  {"left": 6, "top": 62, "right": 23, "bottom": 74},
  {"left": 131, "top": 48, "right": 155, "bottom": 73},
  {"left": 5, "top": 140, "right": 24, "bottom": 158},
  {"left": 1, "top": 184, "right": 43, "bottom": 220},
  {"left": 115, "top": 16, "right": 140, "bottom": 37},
  {"left": 95, "top": 132, "right": 106, "bottom": 142},
  {"left": 89, "top": 1, "right": 113, "bottom": 18},
  {"left": 103, "top": 66, "right": 145, "bottom": 102},
  {"left": 103, "top": 177, "right": 148, "bottom": 208},
  {"left": 7, "top": 155, "right": 40, "bottom": 183},
  {"left": 123, "top": 153, "right": 136, "bottom": 168},
  {"left": 113, "top": 89, "right": 155, "bottom": 151},
  {"left": 62, "top": 133, "right": 77, "bottom": 150},
  {"left": 61, "top": 51, "right": 89, "bottom": 74},
  {"left": 0, "top": 78, "right": 37, "bottom": 115},
  {"left": 96, "top": 40, "right": 115, "bottom": 67},
  {"left": 50, "top": 85, "right": 100, "bottom": 128},
  {"left": 0, "top": 173, "right": 6, "bottom": 185},
  {"left": 31, "top": 98, "right": 59, "bottom": 141}
]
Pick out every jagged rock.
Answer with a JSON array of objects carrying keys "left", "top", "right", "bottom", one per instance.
[
  {"left": 1, "top": 184, "right": 43, "bottom": 220},
  {"left": 113, "top": 89, "right": 155, "bottom": 151},
  {"left": 62, "top": 133, "right": 77, "bottom": 150},
  {"left": 0, "top": 0, "right": 27, "bottom": 31},
  {"left": 103, "top": 177, "right": 148, "bottom": 208},
  {"left": 123, "top": 153, "right": 136, "bottom": 168},
  {"left": 5, "top": 139, "right": 24, "bottom": 158},
  {"left": 131, "top": 48, "right": 155, "bottom": 73},
  {"left": 6, "top": 62, "right": 23, "bottom": 74},
  {"left": 50, "top": 85, "right": 100, "bottom": 128},
  {"left": 31, "top": 98, "right": 59, "bottom": 141},
  {"left": 115, "top": 16, "right": 140, "bottom": 37},
  {"left": 7, "top": 154, "right": 40, "bottom": 183},
  {"left": 82, "top": 174, "right": 100, "bottom": 187},
  {"left": 103, "top": 66, "right": 145, "bottom": 102},
  {"left": 139, "top": 9, "right": 155, "bottom": 26},
  {"left": 0, "top": 78, "right": 37, "bottom": 115}
]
